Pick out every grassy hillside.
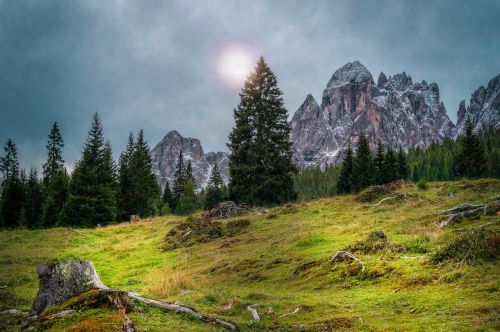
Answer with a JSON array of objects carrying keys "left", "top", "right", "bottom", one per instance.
[{"left": 1, "top": 179, "right": 499, "bottom": 331}]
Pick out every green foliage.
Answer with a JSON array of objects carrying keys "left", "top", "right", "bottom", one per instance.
[
  {"left": 373, "top": 140, "right": 385, "bottom": 185},
  {"left": 383, "top": 146, "right": 398, "bottom": 183},
  {"left": 62, "top": 113, "right": 117, "bottom": 227},
  {"left": 117, "top": 132, "right": 135, "bottom": 220},
  {"left": 353, "top": 132, "right": 373, "bottom": 190},
  {"left": 161, "top": 181, "right": 173, "bottom": 214},
  {"left": 228, "top": 57, "right": 296, "bottom": 205},
  {"left": 293, "top": 165, "right": 340, "bottom": 200},
  {"left": 24, "top": 168, "right": 43, "bottom": 228},
  {"left": 204, "top": 163, "right": 225, "bottom": 210},
  {"left": 337, "top": 144, "right": 354, "bottom": 194},
  {"left": 345, "top": 230, "right": 388, "bottom": 254},
  {"left": 171, "top": 149, "right": 185, "bottom": 211},
  {"left": 41, "top": 170, "right": 69, "bottom": 227},
  {"left": 42, "top": 122, "right": 65, "bottom": 185},
  {"left": 416, "top": 180, "right": 428, "bottom": 190},
  {"left": 0, "top": 139, "right": 23, "bottom": 229},
  {"left": 174, "top": 180, "right": 200, "bottom": 215},
  {"left": 432, "top": 229, "right": 499, "bottom": 264},
  {"left": 457, "top": 117, "right": 486, "bottom": 178}
]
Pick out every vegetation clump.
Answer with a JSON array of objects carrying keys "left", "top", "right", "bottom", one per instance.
[
  {"left": 432, "top": 229, "right": 499, "bottom": 264},
  {"left": 345, "top": 230, "right": 389, "bottom": 254},
  {"left": 355, "top": 186, "right": 394, "bottom": 203}
]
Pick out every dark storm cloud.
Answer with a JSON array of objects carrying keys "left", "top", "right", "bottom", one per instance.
[{"left": 0, "top": 0, "right": 499, "bottom": 170}]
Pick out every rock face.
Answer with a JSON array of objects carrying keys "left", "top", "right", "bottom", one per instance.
[
  {"left": 150, "top": 130, "right": 229, "bottom": 189},
  {"left": 291, "top": 61, "right": 455, "bottom": 168},
  {"left": 454, "top": 73, "right": 500, "bottom": 136},
  {"left": 30, "top": 260, "right": 106, "bottom": 316}
]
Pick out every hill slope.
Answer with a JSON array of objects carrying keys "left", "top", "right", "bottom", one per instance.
[{"left": 1, "top": 179, "right": 499, "bottom": 331}]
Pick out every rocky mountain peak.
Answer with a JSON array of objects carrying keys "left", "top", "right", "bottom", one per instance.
[
  {"left": 386, "top": 72, "right": 413, "bottom": 91},
  {"left": 326, "top": 61, "right": 373, "bottom": 87},
  {"left": 150, "top": 131, "right": 229, "bottom": 190},
  {"left": 377, "top": 72, "right": 388, "bottom": 88},
  {"left": 454, "top": 73, "right": 500, "bottom": 136}
]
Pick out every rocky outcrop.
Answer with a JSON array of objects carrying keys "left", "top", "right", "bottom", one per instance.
[
  {"left": 291, "top": 61, "right": 455, "bottom": 168},
  {"left": 454, "top": 73, "right": 500, "bottom": 136},
  {"left": 150, "top": 130, "right": 229, "bottom": 189}
]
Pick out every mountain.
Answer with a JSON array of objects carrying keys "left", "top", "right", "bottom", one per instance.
[
  {"left": 150, "top": 130, "right": 229, "bottom": 189},
  {"left": 291, "top": 61, "right": 455, "bottom": 168},
  {"left": 454, "top": 73, "right": 500, "bottom": 136}
]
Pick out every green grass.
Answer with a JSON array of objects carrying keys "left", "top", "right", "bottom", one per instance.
[{"left": 1, "top": 179, "right": 499, "bottom": 331}]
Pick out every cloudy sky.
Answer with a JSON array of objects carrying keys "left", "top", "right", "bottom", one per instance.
[{"left": 1, "top": 0, "right": 499, "bottom": 170}]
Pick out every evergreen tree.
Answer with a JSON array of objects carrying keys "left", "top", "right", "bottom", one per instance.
[
  {"left": 353, "top": 133, "right": 373, "bottom": 191},
  {"left": 337, "top": 144, "right": 355, "bottom": 194},
  {"left": 373, "top": 140, "right": 385, "bottom": 185},
  {"left": 456, "top": 117, "right": 486, "bottom": 178},
  {"left": 42, "top": 122, "right": 65, "bottom": 184},
  {"left": 62, "top": 113, "right": 117, "bottom": 227},
  {"left": 175, "top": 179, "right": 199, "bottom": 215},
  {"left": 185, "top": 160, "right": 196, "bottom": 189},
  {"left": 0, "top": 139, "right": 23, "bottom": 228},
  {"left": 396, "top": 147, "right": 409, "bottom": 180},
  {"left": 128, "top": 129, "right": 160, "bottom": 217},
  {"left": 383, "top": 147, "right": 398, "bottom": 183},
  {"left": 171, "top": 149, "right": 185, "bottom": 211},
  {"left": 41, "top": 169, "right": 69, "bottom": 227},
  {"left": 161, "top": 181, "right": 173, "bottom": 214},
  {"left": 117, "top": 132, "right": 135, "bottom": 220},
  {"left": 24, "top": 168, "right": 43, "bottom": 228},
  {"left": 228, "top": 57, "right": 296, "bottom": 205},
  {"left": 205, "top": 163, "right": 224, "bottom": 210}
]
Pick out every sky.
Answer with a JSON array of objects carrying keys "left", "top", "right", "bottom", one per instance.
[{"left": 1, "top": 0, "right": 499, "bottom": 171}]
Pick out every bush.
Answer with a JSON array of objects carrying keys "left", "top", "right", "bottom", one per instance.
[
  {"left": 432, "top": 229, "right": 499, "bottom": 264},
  {"left": 416, "top": 181, "right": 428, "bottom": 190},
  {"left": 346, "top": 230, "right": 388, "bottom": 254}
]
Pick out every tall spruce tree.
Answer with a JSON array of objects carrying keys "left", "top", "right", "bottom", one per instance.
[
  {"left": 228, "top": 57, "right": 296, "bottom": 205},
  {"left": 25, "top": 168, "right": 43, "bottom": 228},
  {"left": 373, "top": 140, "right": 385, "bottom": 185},
  {"left": 117, "top": 132, "right": 135, "bottom": 220},
  {"left": 161, "top": 181, "right": 173, "bottom": 213},
  {"left": 396, "top": 147, "right": 409, "bottom": 180},
  {"left": 128, "top": 129, "right": 160, "bottom": 217},
  {"left": 171, "top": 149, "right": 185, "bottom": 211},
  {"left": 205, "top": 163, "right": 224, "bottom": 210},
  {"left": 337, "top": 144, "right": 354, "bottom": 194},
  {"left": 41, "top": 122, "right": 68, "bottom": 226},
  {"left": 456, "top": 117, "right": 486, "bottom": 178},
  {"left": 185, "top": 160, "right": 196, "bottom": 189},
  {"left": 63, "top": 113, "right": 117, "bottom": 227},
  {"left": 0, "top": 139, "right": 24, "bottom": 228},
  {"left": 353, "top": 133, "right": 373, "bottom": 191},
  {"left": 42, "top": 122, "right": 65, "bottom": 184},
  {"left": 383, "top": 146, "right": 398, "bottom": 183}
]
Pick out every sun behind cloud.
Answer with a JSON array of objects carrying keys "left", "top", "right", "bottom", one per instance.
[{"left": 216, "top": 44, "right": 256, "bottom": 89}]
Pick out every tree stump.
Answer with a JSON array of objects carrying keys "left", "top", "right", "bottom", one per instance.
[{"left": 30, "top": 260, "right": 106, "bottom": 316}]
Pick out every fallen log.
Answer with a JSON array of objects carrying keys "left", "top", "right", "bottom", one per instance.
[
  {"left": 438, "top": 197, "right": 500, "bottom": 228},
  {"left": 365, "top": 193, "right": 407, "bottom": 207},
  {"left": 25, "top": 260, "right": 237, "bottom": 331}
]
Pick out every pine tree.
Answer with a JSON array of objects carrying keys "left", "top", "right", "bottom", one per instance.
[
  {"left": 185, "top": 160, "right": 196, "bottom": 189},
  {"left": 228, "top": 57, "right": 296, "bottom": 205},
  {"left": 41, "top": 169, "right": 69, "bottom": 227},
  {"left": 396, "top": 147, "right": 409, "bottom": 180},
  {"left": 373, "top": 140, "right": 385, "bottom": 185},
  {"left": 337, "top": 144, "right": 354, "bottom": 194},
  {"left": 383, "top": 147, "right": 398, "bottom": 183},
  {"left": 42, "top": 122, "right": 65, "bottom": 185},
  {"left": 161, "top": 181, "right": 173, "bottom": 214},
  {"left": 175, "top": 179, "right": 199, "bottom": 215},
  {"left": 456, "top": 117, "right": 486, "bottom": 178},
  {"left": 117, "top": 132, "right": 135, "bottom": 220},
  {"left": 24, "top": 168, "right": 43, "bottom": 228},
  {"left": 353, "top": 132, "right": 373, "bottom": 191},
  {"left": 128, "top": 129, "right": 160, "bottom": 217},
  {"left": 0, "top": 139, "right": 24, "bottom": 228},
  {"left": 171, "top": 149, "right": 185, "bottom": 211},
  {"left": 205, "top": 163, "right": 224, "bottom": 210},
  {"left": 63, "top": 113, "right": 117, "bottom": 227}
]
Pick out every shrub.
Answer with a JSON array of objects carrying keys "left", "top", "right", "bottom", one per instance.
[
  {"left": 416, "top": 181, "right": 428, "bottom": 190},
  {"left": 346, "top": 230, "right": 388, "bottom": 254},
  {"left": 432, "top": 229, "right": 499, "bottom": 264}
]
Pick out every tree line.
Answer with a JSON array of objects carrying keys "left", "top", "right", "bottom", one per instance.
[{"left": 0, "top": 113, "right": 161, "bottom": 229}]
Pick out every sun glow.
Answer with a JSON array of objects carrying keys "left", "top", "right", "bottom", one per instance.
[{"left": 216, "top": 45, "right": 255, "bottom": 88}]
